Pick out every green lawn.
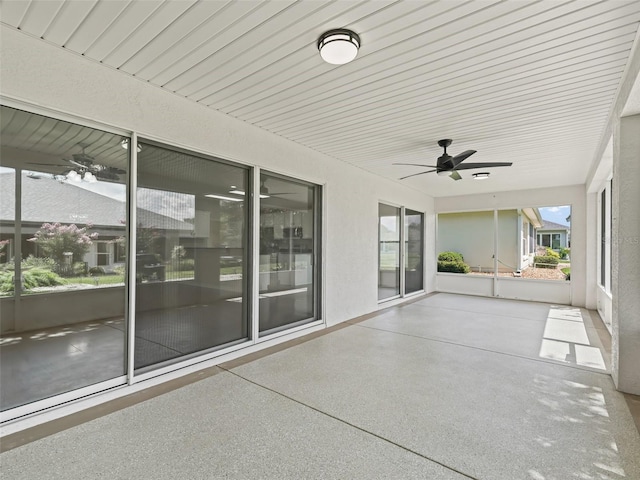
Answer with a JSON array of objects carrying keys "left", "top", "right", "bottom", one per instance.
[{"left": 67, "top": 275, "right": 124, "bottom": 286}]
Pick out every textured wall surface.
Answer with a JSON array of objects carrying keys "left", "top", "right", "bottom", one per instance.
[
  {"left": 0, "top": 25, "right": 435, "bottom": 327},
  {"left": 612, "top": 113, "right": 640, "bottom": 395}
]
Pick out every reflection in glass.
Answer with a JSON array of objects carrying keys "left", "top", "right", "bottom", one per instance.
[
  {"left": 0, "top": 105, "right": 127, "bottom": 411},
  {"left": 259, "top": 173, "right": 318, "bottom": 334},
  {"left": 378, "top": 203, "right": 400, "bottom": 300},
  {"left": 135, "top": 142, "right": 249, "bottom": 370},
  {"left": 405, "top": 209, "right": 423, "bottom": 294}
]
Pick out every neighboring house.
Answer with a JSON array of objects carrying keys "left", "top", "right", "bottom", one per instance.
[
  {"left": 537, "top": 220, "right": 571, "bottom": 251},
  {"left": 0, "top": 171, "right": 194, "bottom": 271},
  {"left": 437, "top": 208, "right": 543, "bottom": 273}
]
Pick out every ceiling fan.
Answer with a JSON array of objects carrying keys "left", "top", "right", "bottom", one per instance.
[
  {"left": 394, "top": 139, "right": 512, "bottom": 181},
  {"left": 259, "top": 180, "right": 295, "bottom": 198},
  {"left": 28, "top": 144, "right": 125, "bottom": 182},
  {"left": 227, "top": 180, "right": 295, "bottom": 199}
]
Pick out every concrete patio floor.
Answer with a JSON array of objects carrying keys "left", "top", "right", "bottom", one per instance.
[{"left": 1, "top": 293, "right": 639, "bottom": 479}]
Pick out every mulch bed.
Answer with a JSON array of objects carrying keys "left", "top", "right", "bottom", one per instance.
[{"left": 469, "top": 263, "right": 569, "bottom": 281}]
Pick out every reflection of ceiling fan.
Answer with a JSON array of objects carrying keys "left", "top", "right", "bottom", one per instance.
[
  {"left": 260, "top": 180, "right": 294, "bottom": 198},
  {"left": 28, "top": 144, "right": 125, "bottom": 182},
  {"left": 394, "top": 139, "right": 512, "bottom": 181}
]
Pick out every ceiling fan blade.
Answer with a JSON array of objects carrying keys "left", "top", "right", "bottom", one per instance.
[
  {"left": 450, "top": 150, "right": 477, "bottom": 167},
  {"left": 449, "top": 171, "right": 462, "bottom": 181},
  {"left": 453, "top": 162, "right": 512, "bottom": 171},
  {"left": 393, "top": 163, "right": 439, "bottom": 168},
  {"left": 27, "top": 162, "right": 69, "bottom": 167},
  {"left": 399, "top": 169, "right": 436, "bottom": 180}
]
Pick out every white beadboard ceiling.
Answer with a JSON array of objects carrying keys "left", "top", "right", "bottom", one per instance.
[{"left": 2, "top": 0, "right": 639, "bottom": 197}]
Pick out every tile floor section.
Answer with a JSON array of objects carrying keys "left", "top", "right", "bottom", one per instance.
[{"left": 1, "top": 293, "right": 639, "bottom": 479}]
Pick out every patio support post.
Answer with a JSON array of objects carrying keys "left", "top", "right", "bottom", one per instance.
[{"left": 611, "top": 113, "right": 640, "bottom": 395}]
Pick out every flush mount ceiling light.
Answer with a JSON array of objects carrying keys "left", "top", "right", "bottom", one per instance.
[
  {"left": 317, "top": 29, "right": 360, "bottom": 65},
  {"left": 121, "top": 138, "right": 142, "bottom": 152},
  {"left": 472, "top": 172, "right": 490, "bottom": 180}
]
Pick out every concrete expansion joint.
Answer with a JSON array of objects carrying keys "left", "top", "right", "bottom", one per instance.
[{"left": 219, "top": 366, "right": 479, "bottom": 480}]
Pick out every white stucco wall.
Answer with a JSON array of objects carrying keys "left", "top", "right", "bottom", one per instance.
[
  {"left": 0, "top": 26, "right": 435, "bottom": 327},
  {"left": 434, "top": 185, "right": 588, "bottom": 307}
]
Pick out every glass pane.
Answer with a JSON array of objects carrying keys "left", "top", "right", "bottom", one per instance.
[
  {"left": 0, "top": 105, "right": 127, "bottom": 411},
  {"left": 600, "top": 189, "right": 606, "bottom": 286},
  {"left": 378, "top": 203, "right": 400, "bottom": 300},
  {"left": 496, "top": 209, "right": 519, "bottom": 274},
  {"left": 437, "top": 211, "right": 493, "bottom": 275},
  {"left": 532, "top": 206, "right": 571, "bottom": 281},
  {"left": 135, "top": 142, "right": 249, "bottom": 370},
  {"left": 404, "top": 209, "right": 423, "bottom": 294},
  {"left": 259, "top": 173, "right": 317, "bottom": 334}
]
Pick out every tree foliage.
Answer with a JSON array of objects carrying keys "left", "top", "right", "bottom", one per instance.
[{"left": 28, "top": 223, "right": 97, "bottom": 266}]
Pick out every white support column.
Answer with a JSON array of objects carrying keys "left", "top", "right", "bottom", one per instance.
[{"left": 611, "top": 113, "right": 640, "bottom": 395}]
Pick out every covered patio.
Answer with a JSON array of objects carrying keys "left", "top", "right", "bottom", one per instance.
[{"left": 3, "top": 293, "right": 639, "bottom": 479}]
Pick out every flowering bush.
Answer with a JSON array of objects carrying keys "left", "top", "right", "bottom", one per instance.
[
  {"left": 28, "top": 223, "right": 98, "bottom": 269},
  {"left": 0, "top": 239, "right": 9, "bottom": 260}
]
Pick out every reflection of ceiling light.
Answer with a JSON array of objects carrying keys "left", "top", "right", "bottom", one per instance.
[
  {"left": 121, "top": 138, "right": 142, "bottom": 152},
  {"left": 229, "top": 189, "right": 269, "bottom": 199},
  {"left": 318, "top": 29, "right": 360, "bottom": 65},
  {"left": 472, "top": 172, "right": 490, "bottom": 180},
  {"left": 205, "top": 193, "right": 243, "bottom": 202},
  {"left": 66, "top": 170, "right": 97, "bottom": 183}
]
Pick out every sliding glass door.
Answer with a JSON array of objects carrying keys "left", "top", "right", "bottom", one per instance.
[
  {"left": 259, "top": 172, "right": 320, "bottom": 334},
  {"left": 378, "top": 204, "right": 424, "bottom": 301},
  {"left": 0, "top": 104, "right": 324, "bottom": 419},
  {"left": 134, "top": 142, "right": 250, "bottom": 371},
  {"left": 378, "top": 204, "right": 401, "bottom": 300},
  {"left": 405, "top": 209, "right": 424, "bottom": 294},
  {"left": 0, "top": 105, "right": 128, "bottom": 412}
]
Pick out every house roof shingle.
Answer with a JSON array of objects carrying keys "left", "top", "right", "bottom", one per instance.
[{"left": 0, "top": 171, "right": 192, "bottom": 231}]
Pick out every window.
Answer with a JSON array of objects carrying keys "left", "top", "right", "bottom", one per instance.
[
  {"left": 601, "top": 188, "right": 606, "bottom": 287},
  {"left": 259, "top": 173, "right": 321, "bottom": 334},
  {"left": 0, "top": 104, "right": 325, "bottom": 418},
  {"left": 96, "top": 242, "right": 111, "bottom": 266},
  {"left": 0, "top": 105, "right": 127, "bottom": 411},
  {"left": 405, "top": 209, "right": 424, "bottom": 294},
  {"left": 379, "top": 204, "right": 424, "bottom": 301},
  {"left": 599, "top": 182, "right": 612, "bottom": 292},
  {"left": 378, "top": 204, "right": 401, "bottom": 300},
  {"left": 134, "top": 141, "right": 250, "bottom": 371}
]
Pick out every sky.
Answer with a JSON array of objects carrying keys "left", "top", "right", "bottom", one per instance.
[{"left": 539, "top": 205, "right": 571, "bottom": 226}]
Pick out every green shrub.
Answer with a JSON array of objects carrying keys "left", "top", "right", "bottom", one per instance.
[
  {"left": 561, "top": 267, "right": 571, "bottom": 280},
  {"left": 545, "top": 248, "right": 560, "bottom": 259},
  {"left": 73, "top": 261, "right": 88, "bottom": 276},
  {"left": 89, "top": 266, "right": 106, "bottom": 276},
  {"left": 437, "top": 260, "right": 470, "bottom": 273},
  {"left": 0, "top": 271, "right": 13, "bottom": 293},
  {"left": 24, "top": 268, "right": 66, "bottom": 289},
  {"left": 22, "top": 255, "right": 56, "bottom": 270},
  {"left": 534, "top": 255, "right": 559, "bottom": 269},
  {"left": 112, "top": 265, "right": 126, "bottom": 276},
  {"left": 559, "top": 247, "right": 570, "bottom": 259},
  {"left": 168, "top": 258, "right": 195, "bottom": 272},
  {"left": 0, "top": 268, "right": 65, "bottom": 293},
  {"left": 438, "top": 251, "right": 464, "bottom": 262}
]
